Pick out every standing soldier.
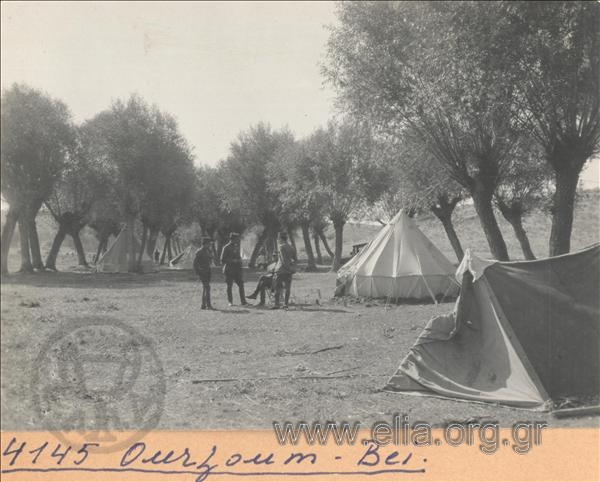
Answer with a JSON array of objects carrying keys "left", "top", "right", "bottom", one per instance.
[
  {"left": 272, "top": 231, "right": 297, "bottom": 310},
  {"left": 193, "top": 237, "right": 214, "bottom": 310},
  {"left": 220, "top": 232, "right": 248, "bottom": 306}
]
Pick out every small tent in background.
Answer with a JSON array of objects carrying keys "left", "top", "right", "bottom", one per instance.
[
  {"left": 169, "top": 245, "right": 197, "bottom": 270},
  {"left": 385, "top": 244, "right": 600, "bottom": 409},
  {"left": 335, "top": 209, "right": 459, "bottom": 302},
  {"left": 96, "top": 227, "right": 157, "bottom": 273}
]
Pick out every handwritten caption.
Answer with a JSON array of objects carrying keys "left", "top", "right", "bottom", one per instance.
[{"left": 1, "top": 435, "right": 426, "bottom": 481}]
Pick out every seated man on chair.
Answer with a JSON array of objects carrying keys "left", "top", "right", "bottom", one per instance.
[{"left": 247, "top": 253, "right": 278, "bottom": 306}]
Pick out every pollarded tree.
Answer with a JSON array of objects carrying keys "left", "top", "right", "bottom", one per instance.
[
  {"left": 502, "top": 2, "right": 600, "bottom": 255},
  {"left": 193, "top": 164, "right": 230, "bottom": 240},
  {"left": 356, "top": 132, "right": 428, "bottom": 224},
  {"left": 1, "top": 84, "right": 74, "bottom": 273},
  {"left": 79, "top": 113, "right": 123, "bottom": 263},
  {"left": 324, "top": 1, "right": 522, "bottom": 260},
  {"left": 311, "top": 216, "right": 334, "bottom": 265},
  {"left": 191, "top": 166, "right": 219, "bottom": 238},
  {"left": 221, "top": 123, "right": 295, "bottom": 267},
  {"left": 269, "top": 138, "right": 327, "bottom": 271},
  {"left": 304, "top": 120, "right": 375, "bottom": 271},
  {"left": 84, "top": 97, "right": 152, "bottom": 271},
  {"left": 137, "top": 110, "right": 195, "bottom": 267},
  {"left": 373, "top": 132, "right": 468, "bottom": 262},
  {"left": 191, "top": 163, "right": 247, "bottom": 262},
  {"left": 85, "top": 95, "right": 194, "bottom": 271},
  {"left": 494, "top": 139, "right": 553, "bottom": 260},
  {"left": 89, "top": 214, "right": 122, "bottom": 264},
  {"left": 44, "top": 125, "right": 113, "bottom": 270}
]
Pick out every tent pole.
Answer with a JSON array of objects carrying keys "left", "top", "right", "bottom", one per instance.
[
  {"left": 422, "top": 275, "right": 438, "bottom": 305},
  {"left": 414, "top": 253, "right": 438, "bottom": 304}
]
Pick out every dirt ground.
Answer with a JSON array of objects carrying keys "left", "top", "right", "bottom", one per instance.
[{"left": 1, "top": 267, "right": 598, "bottom": 432}]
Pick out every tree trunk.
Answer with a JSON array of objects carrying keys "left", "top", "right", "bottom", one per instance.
[
  {"left": 215, "top": 234, "right": 225, "bottom": 265},
  {"left": 160, "top": 235, "right": 170, "bottom": 265},
  {"left": 206, "top": 228, "right": 218, "bottom": 262},
  {"left": 549, "top": 167, "right": 580, "bottom": 257},
  {"left": 127, "top": 217, "right": 137, "bottom": 272},
  {"left": 137, "top": 224, "right": 148, "bottom": 270},
  {"left": 331, "top": 219, "right": 345, "bottom": 271},
  {"left": 23, "top": 199, "right": 44, "bottom": 271},
  {"left": 433, "top": 210, "right": 464, "bottom": 262},
  {"left": 318, "top": 229, "right": 334, "bottom": 258},
  {"left": 263, "top": 226, "right": 277, "bottom": 262},
  {"left": 1, "top": 205, "right": 19, "bottom": 274},
  {"left": 287, "top": 226, "right": 297, "bottom": 252},
  {"left": 93, "top": 237, "right": 108, "bottom": 264},
  {"left": 93, "top": 241, "right": 101, "bottom": 264},
  {"left": 146, "top": 227, "right": 159, "bottom": 257},
  {"left": 249, "top": 228, "right": 268, "bottom": 268},
  {"left": 166, "top": 236, "right": 173, "bottom": 262},
  {"left": 497, "top": 201, "right": 536, "bottom": 261},
  {"left": 18, "top": 217, "right": 33, "bottom": 273},
  {"left": 301, "top": 222, "right": 317, "bottom": 271},
  {"left": 45, "top": 224, "right": 68, "bottom": 270},
  {"left": 70, "top": 228, "right": 88, "bottom": 267},
  {"left": 313, "top": 230, "right": 323, "bottom": 265},
  {"left": 268, "top": 231, "right": 278, "bottom": 260},
  {"left": 471, "top": 184, "right": 509, "bottom": 261},
  {"left": 430, "top": 195, "right": 463, "bottom": 262},
  {"left": 509, "top": 215, "right": 536, "bottom": 260},
  {"left": 28, "top": 216, "right": 44, "bottom": 271}
]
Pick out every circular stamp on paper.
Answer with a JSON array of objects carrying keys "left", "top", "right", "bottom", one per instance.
[{"left": 31, "top": 317, "right": 166, "bottom": 453}]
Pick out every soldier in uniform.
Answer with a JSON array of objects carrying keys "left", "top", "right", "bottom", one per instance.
[
  {"left": 193, "top": 237, "right": 214, "bottom": 310},
  {"left": 220, "top": 232, "right": 247, "bottom": 306},
  {"left": 247, "top": 252, "right": 278, "bottom": 306},
  {"left": 272, "top": 231, "right": 297, "bottom": 310}
]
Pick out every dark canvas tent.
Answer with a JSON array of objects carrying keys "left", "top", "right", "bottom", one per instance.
[{"left": 385, "top": 244, "right": 600, "bottom": 409}]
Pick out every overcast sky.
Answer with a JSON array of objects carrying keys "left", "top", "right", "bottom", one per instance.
[
  {"left": 1, "top": 1, "right": 337, "bottom": 165},
  {"left": 1, "top": 1, "right": 597, "bottom": 186}
]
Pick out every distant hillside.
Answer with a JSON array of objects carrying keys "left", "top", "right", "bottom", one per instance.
[
  {"left": 322, "top": 189, "right": 600, "bottom": 264},
  {"left": 1, "top": 189, "right": 598, "bottom": 271}
]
